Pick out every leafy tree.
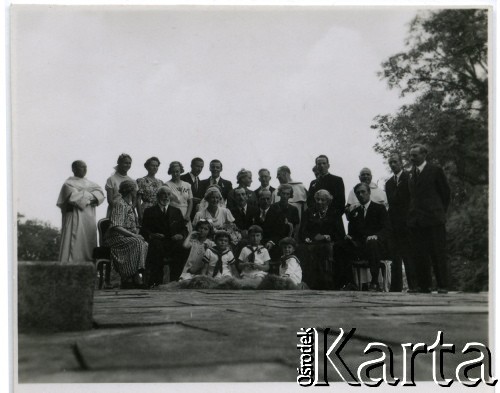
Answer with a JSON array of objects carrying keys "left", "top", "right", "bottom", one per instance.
[
  {"left": 17, "top": 213, "right": 61, "bottom": 261},
  {"left": 372, "top": 9, "right": 488, "bottom": 291}
]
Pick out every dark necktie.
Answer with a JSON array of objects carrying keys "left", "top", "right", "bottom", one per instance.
[
  {"left": 194, "top": 176, "right": 199, "bottom": 193},
  {"left": 260, "top": 209, "right": 266, "bottom": 222},
  {"left": 248, "top": 247, "right": 256, "bottom": 263},
  {"left": 212, "top": 249, "right": 224, "bottom": 277}
]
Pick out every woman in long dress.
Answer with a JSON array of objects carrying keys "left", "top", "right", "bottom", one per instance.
[
  {"left": 164, "top": 161, "right": 193, "bottom": 230},
  {"left": 105, "top": 180, "right": 148, "bottom": 288},
  {"left": 136, "top": 156, "right": 163, "bottom": 219},
  {"left": 105, "top": 153, "right": 137, "bottom": 218}
]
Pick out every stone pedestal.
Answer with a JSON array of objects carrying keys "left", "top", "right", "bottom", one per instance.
[{"left": 18, "top": 261, "right": 95, "bottom": 332}]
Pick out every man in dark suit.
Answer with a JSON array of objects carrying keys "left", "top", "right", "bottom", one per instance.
[
  {"left": 307, "top": 155, "right": 345, "bottom": 231},
  {"left": 408, "top": 144, "right": 451, "bottom": 293},
  {"left": 272, "top": 184, "right": 300, "bottom": 239},
  {"left": 141, "top": 187, "right": 188, "bottom": 287},
  {"left": 180, "top": 157, "right": 205, "bottom": 219},
  {"left": 334, "top": 183, "right": 391, "bottom": 291},
  {"left": 254, "top": 168, "right": 275, "bottom": 197},
  {"left": 253, "top": 189, "right": 288, "bottom": 264},
  {"left": 229, "top": 187, "right": 259, "bottom": 233},
  {"left": 198, "top": 159, "right": 233, "bottom": 202},
  {"left": 385, "top": 153, "right": 417, "bottom": 292}
]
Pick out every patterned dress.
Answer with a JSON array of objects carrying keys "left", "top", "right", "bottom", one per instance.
[
  {"left": 105, "top": 197, "right": 148, "bottom": 279},
  {"left": 136, "top": 176, "right": 164, "bottom": 214}
]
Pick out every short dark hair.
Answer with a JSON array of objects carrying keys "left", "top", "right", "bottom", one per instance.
[
  {"left": 144, "top": 156, "right": 161, "bottom": 169},
  {"left": 410, "top": 143, "right": 428, "bottom": 155},
  {"left": 248, "top": 225, "right": 263, "bottom": 234},
  {"left": 315, "top": 155, "right": 329, "bottom": 164},
  {"left": 277, "top": 166, "right": 291, "bottom": 174},
  {"left": 117, "top": 153, "right": 132, "bottom": 164},
  {"left": 210, "top": 159, "right": 222, "bottom": 167},
  {"left": 279, "top": 237, "right": 296, "bottom": 248},
  {"left": 194, "top": 219, "right": 213, "bottom": 237},
  {"left": 71, "top": 160, "right": 85, "bottom": 171},
  {"left": 389, "top": 152, "right": 402, "bottom": 162},
  {"left": 354, "top": 183, "right": 370, "bottom": 194},
  {"left": 191, "top": 157, "right": 204, "bottom": 166},
  {"left": 168, "top": 161, "right": 184, "bottom": 175}
]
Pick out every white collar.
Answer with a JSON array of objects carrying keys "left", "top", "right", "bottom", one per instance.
[{"left": 417, "top": 161, "right": 427, "bottom": 172}]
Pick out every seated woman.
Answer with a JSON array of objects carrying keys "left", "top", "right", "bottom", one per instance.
[
  {"left": 164, "top": 161, "right": 193, "bottom": 230},
  {"left": 136, "top": 156, "right": 164, "bottom": 220},
  {"left": 193, "top": 185, "right": 241, "bottom": 246},
  {"left": 105, "top": 153, "right": 137, "bottom": 218},
  {"left": 299, "top": 189, "right": 345, "bottom": 290},
  {"left": 105, "top": 180, "right": 148, "bottom": 288}
]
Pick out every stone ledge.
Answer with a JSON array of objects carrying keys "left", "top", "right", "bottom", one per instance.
[{"left": 18, "top": 261, "right": 95, "bottom": 332}]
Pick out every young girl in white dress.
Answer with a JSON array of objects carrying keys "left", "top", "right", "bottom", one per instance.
[{"left": 179, "top": 219, "right": 215, "bottom": 280}]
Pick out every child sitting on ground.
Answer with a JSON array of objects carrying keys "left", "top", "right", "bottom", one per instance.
[
  {"left": 238, "top": 225, "right": 270, "bottom": 283},
  {"left": 179, "top": 219, "right": 215, "bottom": 280},
  {"left": 203, "top": 230, "right": 239, "bottom": 278},
  {"left": 279, "top": 237, "right": 302, "bottom": 287}
]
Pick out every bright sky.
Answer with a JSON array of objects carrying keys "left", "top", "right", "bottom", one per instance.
[{"left": 11, "top": 5, "right": 418, "bottom": 228}]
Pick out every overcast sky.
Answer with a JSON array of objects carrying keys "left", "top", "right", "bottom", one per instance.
[{"left": 11, "top": 5, "right": 418, "bottom": 228}]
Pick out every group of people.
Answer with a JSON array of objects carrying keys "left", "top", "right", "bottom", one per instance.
[{"left": 57, "top": 144, "right": 451, "bottom": 293}]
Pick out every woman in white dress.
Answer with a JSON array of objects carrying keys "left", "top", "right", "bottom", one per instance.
[
  {"left": 193, "top": 186, "right": 241, "bottom": 246},
  {"left": 164, "top": 161, "right": 193, "bottom": 230}
]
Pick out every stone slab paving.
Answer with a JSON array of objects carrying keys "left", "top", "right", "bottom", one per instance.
[{"left": 18, "top": 289, "right": 489, "bottom": 384}]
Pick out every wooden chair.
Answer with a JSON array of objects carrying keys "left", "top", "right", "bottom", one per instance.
[
  {"left": 351, "top": 259, "right": 391, "bottom": 291},
  {"left": 92, "top": 218, "right": 112, "bottom": 289}
]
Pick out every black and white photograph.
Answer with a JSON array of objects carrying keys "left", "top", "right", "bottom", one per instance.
[{"left": 8, "top": 1, "right": 496, "bottom": 392}]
